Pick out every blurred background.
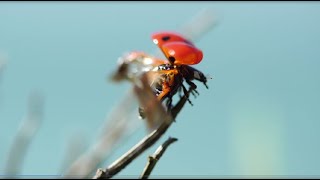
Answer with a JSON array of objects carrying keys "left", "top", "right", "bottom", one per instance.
[{"left": 1, "top": 2, "right": 320, "bottom": 178}]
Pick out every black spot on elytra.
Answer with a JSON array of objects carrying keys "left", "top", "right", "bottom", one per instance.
[{"left": 162, "top": 36, "right": 170, "bottom": 41}]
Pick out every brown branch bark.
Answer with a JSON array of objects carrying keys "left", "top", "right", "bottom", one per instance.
[{"left": 140, "top": 137, "right": 178, "bottom": 179}]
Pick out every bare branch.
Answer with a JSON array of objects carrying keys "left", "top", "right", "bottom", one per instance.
[
  {"left": 93, "top": 74, "right": 192, "bottom": 179},
  {"left": 140, "top": 137, "right": 178, "bottom": 179},
  {"left": 4, "top": 91, "right": 44, "bottom": 177}
]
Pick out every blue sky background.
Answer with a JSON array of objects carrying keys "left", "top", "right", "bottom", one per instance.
[{"left": 0, "top": 2, "right": 320, "bottom": 178}]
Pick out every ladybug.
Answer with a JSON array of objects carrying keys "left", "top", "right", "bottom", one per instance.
[
  {"left": 112, "top": 32, "right": 209, "bottom": 119},
  {"left": 138, "top": 32, "right": 209, "bottom": 118}
]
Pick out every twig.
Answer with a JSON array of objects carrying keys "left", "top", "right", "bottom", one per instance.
[
  {"left": 93, "top": 74, "right": 191, "bottom": 179},
  {"left": 140, "top": 137, "right": 178, "bottom": 179},
  {"left": 4, "top": 91, "right": 44, "bottom": 177},
  {"left": 92, "top": 117, "right": 171, "bottom": 179}
]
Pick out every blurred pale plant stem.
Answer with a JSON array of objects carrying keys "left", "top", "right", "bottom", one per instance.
[
  {"left": 63, "top": 86, "right": 145, "bottom": 178},
  {"left": 4, "top": 92, "right": 44, "bottom": 177},
  {"left": 0, "top": 54, "right": 7, "bottom": 75},
  {"left": 60, "top": 132, "right": 88, "bottom": 174},
  {"left": 0, "top": 55, "right": 7, "bottom": 103}
]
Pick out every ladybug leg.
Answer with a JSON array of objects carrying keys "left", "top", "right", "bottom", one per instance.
[
  {"left": 165, "top": 96, "right": 177, "bottom": 122},
  {"left": 181, "top": 83, "right": 194, "bottom": 106},
  {"left": 184, "top": 65, "right": 209, "bottom": 89},
  {"left": 190, "top": 90, "right": 198, "bottom": 99},
  {"left": 203, "top": 81, "right": 209, "bottom": 89},
  {"left": 192, "top": 70, "right": 208, "bottom": 89},
  {"left": 186, "top": 79, "right": 199, "bottom": 97},
  {"left": 195, "top": 73, "right": 209, "bottom": 89},
  {"left": 157, "top": 83, "right": 171, "bottom": 102},
  {"left": 158, "top": 86, "right": 178, "bottom": 122},
  {"left": 165, "top": 97, "right": 173, "bottom": 111}
]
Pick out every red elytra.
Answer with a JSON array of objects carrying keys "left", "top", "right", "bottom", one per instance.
[
  {"left": 161, "top": 41, "right": 203, "bottom": 65},
  {"left": 151, "top": 31, "right": 194, "bottom": 48}
]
